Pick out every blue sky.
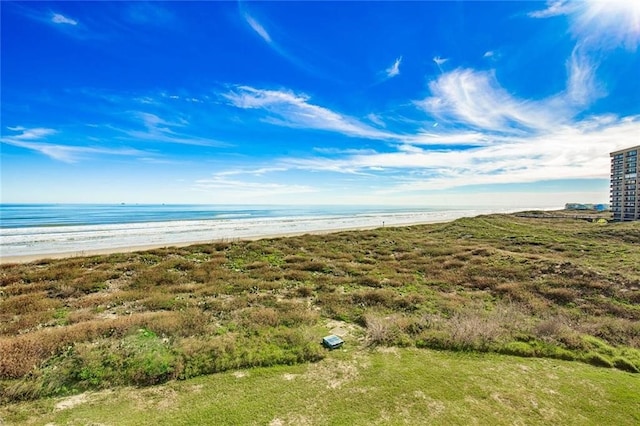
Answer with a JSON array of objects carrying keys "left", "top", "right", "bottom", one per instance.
[{"left": 2, "top": 1, "right": 639, "bottom": 206}]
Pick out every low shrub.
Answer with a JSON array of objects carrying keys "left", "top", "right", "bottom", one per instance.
[
  {"left": 499, "top": 341, "right": 536, "bottom": 357},
  {"left": 534, "top": 316, "right": 566, "bottom": 337},
  {"left": 0, "top": 312, "right": 174, "bottom": 379},
  {"left": 582, "top": 336, "right": 617, "bottom": 357},
  {"left": 541, "top": 287, "right": 579, "bottom": 304},
  {"left": 298, "top": 261, "right": 328, "bottom": 272},
  {"left": 446, "top": 310, "right": 505, "bottom": 351},
  {"left": 0, "top": 292, "right": 62, "bottom": 315},
  {"left": 583, "top": 352, "right": 613, "bottom": 368},
  {"left": 546, "top": 346, "right": 576, "bottom": 361},
  {"left": 612, "top": 357, "right": 640, "bottom": 373},
  {"left": 365, "top": 314, "right": 400, "bottom": 346},
  {"left": 415, "top": 330, "right": 452, "bottom": 350},
  {"left": 295, "top": 285, "right": 313, "bottom": 297},
  {"left": 130, "top": 268, "right": 182, "bottom": 289},
  {"left": 356, "top": 275, "right": 382, "bottom": 288},
  {"left": 283, "top": 270, "right": 308, "bottom": 282},
  {"left": 351, "top": 289, "right": 397, "bottom": 308},
  {"left": 244, "top": 307, "right": 280, "bottom": 328}
]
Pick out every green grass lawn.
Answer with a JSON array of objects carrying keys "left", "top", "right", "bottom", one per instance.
[{"left": 2, "top": 347, "right": 638, "bottom": 425}]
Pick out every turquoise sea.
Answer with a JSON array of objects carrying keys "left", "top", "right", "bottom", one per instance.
[{"left": 0, "top": 204, "right": 451, "bottom": 228}]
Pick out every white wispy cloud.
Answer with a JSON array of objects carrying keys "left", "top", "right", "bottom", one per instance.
[
  {"left": 415, "top": 68, "right": 566, "bottom": 133},
  {"left": 214, "top": 167, "right": 289, "bottom": 177},
  {"left": 405, "top": 131, "right": 489, "bottom": 146},
  {"left": 223, "top": 86, "right": 395, "bottom": 140},
  {"left": 9, "top": 4, "right": 94, "bottom": 40},
  {"left": 313, "top": 147, "right": 378, "bottom": 155},
  {"left": 124, "top": 112, "right": 228, "bottom": 147},
  {"left": 528, "top": 1, "right": 575, "bottom": 18},
  {"left": 385, "top": 57, "right": 402, "bottom": 78},
  {"left": 1, "top": 126, "right": 143, "bottom": 163},
  {"left": 51, "top": 12, "right": 77, "bottom": 26},
  {"left": 193, "top": 175, "right": 315, "bottom": 201},
  {"left": 5, "top": 141, "right": 143, "bottom": 163},
  {"left": 433, "top": 56, "right": 448, "bottom": 66},
  {"left": 366, "top": 113, "right": 386, "bottom": 128},
  {"left": 433, "top": 56, "right": 449, "bottom": 73},
  {"left": 4, "top": 127, "right": 57, "bottom": 140},
  {"left": 238, "top": 7, "right": 323, "bottom": 77},
  {"left": 566, "top": 45, "right": 603, "bottom": 106},
  {"left": 243, "top": 12, "right": 272, "bottom": 44}
]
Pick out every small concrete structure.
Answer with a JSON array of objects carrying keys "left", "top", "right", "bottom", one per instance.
[{"left": 322, "top": 335, "right": 344, "bottom": 350}]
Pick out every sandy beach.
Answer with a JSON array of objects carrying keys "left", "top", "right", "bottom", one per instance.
[{"left": 0, "top": 219, "right": 453, "bottom": 264}]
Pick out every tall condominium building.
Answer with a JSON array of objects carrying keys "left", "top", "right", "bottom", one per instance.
[{"left": 610, "top": 145, "right": 639, "bottom": 221}]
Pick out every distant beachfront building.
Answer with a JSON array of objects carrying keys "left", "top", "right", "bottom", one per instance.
[
  {"left": 610, "top": 145, "right": 639, "bottom": 221},
  {"left": 565, "top": 203, "right": 609, "bottom": 211}
]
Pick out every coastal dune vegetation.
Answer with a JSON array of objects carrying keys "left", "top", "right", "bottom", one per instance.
[{"left": 1, "top": 212, "right": 639, "bottom": 406}]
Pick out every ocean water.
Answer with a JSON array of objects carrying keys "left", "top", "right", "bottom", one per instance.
[{"left": 0, "top": 204, "right": 543, "bottom": 258}]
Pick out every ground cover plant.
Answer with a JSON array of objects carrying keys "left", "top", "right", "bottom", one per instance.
[
  {"left": 1, "top": 212, "right": 639, "bottom": 405},
  {"left": 2, "top": 348, "right": 639, "bottom": 425}
]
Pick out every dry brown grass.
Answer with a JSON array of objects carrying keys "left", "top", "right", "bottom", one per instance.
[{"left": 0, "top": 312, "right": 172, "bottom": 378}]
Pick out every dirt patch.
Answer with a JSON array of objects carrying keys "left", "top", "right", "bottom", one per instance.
[
  {"left": 133, "top": 387, "right": 177, "bottom": 411},
  {"left": 53, "top": 390, "right": 114, "bottom": 413},
  {"left": 376, "top": 346, "right": 400, "bottom": 357},
  {"left": 233, "top": 371, "right": 248, "bottom": 378},
  {"left": 55, "top": 393, "right": 88, "bottom": 411},
  {"left": 96, "top": 311, "right": 118, "bottom": 320},
  {"left": 426, "top": 398, "right": 446, "bottom": 415},
  {"left": 190, "top": 384, "right": 204, "bottom": 393},
  {"left": 269, "top": 415, "right": 313, "bottom": 426},
  {"left": 283, "top": 373, "right": 298, "bottom": 381},
  {"left": 303, "top": 354, "right": 369, "bottom": 389},
  {"left": 325, "top": 319, "right": 365, "bottom": 344}
]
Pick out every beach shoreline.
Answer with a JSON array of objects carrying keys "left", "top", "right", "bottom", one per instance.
[{"left": 0, "top": 219, "right": 453, "bottom": 265}]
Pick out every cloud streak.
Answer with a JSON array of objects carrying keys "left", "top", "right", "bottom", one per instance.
[
  {"left": 1, "top": 127, "right": 144, "bottom": 163},
  {"left": 566, "top": 45, "right": 603, "bottom": 106},
  {"left": 433, "top": 56, "right": 448, "bottom": 66},
  {"left": 385, "top": 57, "right": 402, "bottom": 78},
  {"left": 528, "top": 1, "right": 576, "bottom": 18},
  {"left": 193, "top": 174, "right": 315, "bottom": 201},
  {"left": 243, "top": 13, "right": 272, "bottom": 44},
  {"left": 223, "top": 86, "right": 395, "bottom": 140},
  {"left": 415, "top": 69, "right": 567, "bottom": 133},
  {"left": 239, "top": 8, "right": 322, "bottom": 77},
  {"left": 51, "top": 13, "right": 77, "bottom": 25},
  {"left": 122, "top": 112, "right": 228, "bottom": 147}
]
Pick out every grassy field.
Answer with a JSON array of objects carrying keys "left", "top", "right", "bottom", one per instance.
[
  {"left": 2, "top": 346, "right": 639, "bottom": 425},
  {"left": 1, "top": 212, "right": 639, "bottom": 422}
]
